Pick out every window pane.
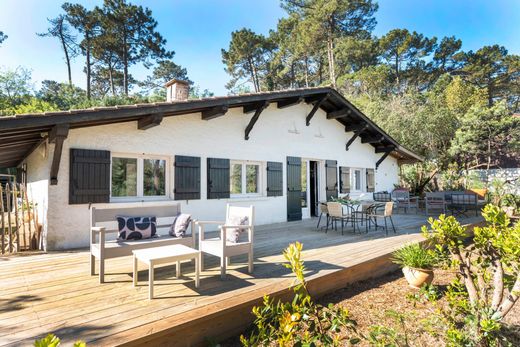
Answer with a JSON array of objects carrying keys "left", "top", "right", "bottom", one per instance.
[
  {"left": 355, "top": 170, "right": 361, "bottom": 191},
  {"left": 230, "top": 164, "right": 242, "bottom": 194},
  {"left": 246, "top": 164, "right": 259, "bottom": 193},
  {"left": 112, "top": 157, "right": 137, "bottom": 197},
  {"left": 301, "top": 161, "right": 307, "bottom": 207},
  {"left": 143, "top": 159, "right": 166, "bottom": 196}
]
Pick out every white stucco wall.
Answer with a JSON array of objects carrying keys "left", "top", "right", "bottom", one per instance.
[
  {"left": 25, "top": 141, "right": 51, "bottom": 250},
  {"left": 26, "top": 103, "right": 400, "bottom": 249}
]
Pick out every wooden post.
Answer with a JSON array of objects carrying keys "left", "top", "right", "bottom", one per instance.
[
  {"left": 0, "top": 185, "right": 5, "bottom": 254},
  {"left": 19, "top": 184, "right": 27, "bottom": 250},
  {"left": 5, "top": 184, "right": 12, "bottom": 253},
  {"left": 12, "top": 183, "right": 20, "bottom": 252}
]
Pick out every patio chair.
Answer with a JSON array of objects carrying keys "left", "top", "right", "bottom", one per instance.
[
  {"left": 365, "top": 202, "right": 396, "bottom": 235},
  {"left": 373, "top": 192, "right": 392, "bottom": 202},
  {"left": 195, "top": 205, "right": 254, "bottom": 279},
  {"left": 425, "top": 192, "right": 446, "bottom": 215},
  {"left": 449, "top": 193, "right": 478, "bottom": 217},
  {"left": 316, "top": 202, "right": 330, "bottom": 231},
  {"left": 327, "top": 202, "right": 356, "bottom": 235},
  {"left": 391, "top": 189, "right": 419, "bottom": 213}
]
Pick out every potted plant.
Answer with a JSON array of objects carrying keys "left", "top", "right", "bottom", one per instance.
[{"left": 392, "top": 243, "right": 437, "bottom": 289}]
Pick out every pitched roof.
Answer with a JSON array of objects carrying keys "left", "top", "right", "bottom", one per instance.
[{"left": 0, "top": 87, "right": 423, "bottom": 168}]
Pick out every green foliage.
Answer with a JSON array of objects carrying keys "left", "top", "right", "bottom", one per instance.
[
  {"left": 392, "top": 243, "right": 438, "bottom": 270},
  {"left": 420, "top": 205, "right": 520, "bottom": 346},
  {"left": 34, "top": 334, "right": 86, "bottom": 347},
  {"left": 241, "top": 242, "right": 361, "bottom": 346}
]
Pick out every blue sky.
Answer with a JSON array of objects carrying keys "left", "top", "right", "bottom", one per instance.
[{"left": 0, "top": 0, "right": 519, "bottom": 96}]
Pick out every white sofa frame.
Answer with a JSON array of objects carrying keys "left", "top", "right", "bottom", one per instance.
[{"left": 90, "top": 202, "right": 195, "bottom": 283}]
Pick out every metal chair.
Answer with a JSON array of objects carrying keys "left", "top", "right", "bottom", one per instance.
[
  {"left": 316, "top": 202, "right": 330, "bottom": 231},
  {"left": 327, "top": 202, "right": 355, "bottom": 235},
  {"left": 365, "top": 202, "right": 396, "bottom": 235},
  {"left": 449, "top": 193, "right": 478, "bottom": 217},
  {"left": 425, "top": 192, "right": 446, "bottom": 215},
  {"left": 391, "top": 190, "right": 418, "bottom": 213}
]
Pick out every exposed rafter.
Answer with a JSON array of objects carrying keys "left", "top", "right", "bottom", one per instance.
[
  {"left": 202, "top": 105, "right": 229, "bottom": 120},
  {"left": 277, "top": 96, "right": 303, "bottom": 109},
  {"left": 305, "top": 94, "right": 328, "bottom": 126},
  {"left": 345, "top": 123, "right": 369, "bottom": 132},
  {"left": 375, "top": 145, "right": 395, "bottom": 153},
  {"left": 327, "top": 108, "right": 351, "bottom": 119},
  {"left": 345, "top": 124, "right": 369, "bottom": 151},
  {"left": 48, "top": 124, "right": 69, "bottom": 185},
  {"left": 17, "top": 138, "right": 47, "bottom": 167},
  {"left": 137, "top": 113, "right": 163, "bottom": 130},
  {"left": 244, "top": 101, "right": 269, "bottom": 140},
  {"left": 361, "top": 135, "right": 385, "bottom": 144},
  {"left": 376, "top": 150, "right": 393, "bottom": 169},
  {"left": 243, "top": 101, "right": 269, "bottom": 114}
]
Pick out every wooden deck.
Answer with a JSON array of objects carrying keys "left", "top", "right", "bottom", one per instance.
[{"left": 0, "top": 214, "right": 481, "bottom": 346}]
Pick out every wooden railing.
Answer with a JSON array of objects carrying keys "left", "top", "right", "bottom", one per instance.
[{"left": 0, "top": 182, "right": 41, "bottom": 254}]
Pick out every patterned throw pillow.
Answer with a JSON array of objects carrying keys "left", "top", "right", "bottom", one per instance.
[
  {"left": 117, "top": 216, "right": 157, "bottom": 240},
  {"left": 225, "top": 215, "right": 249, "bottom": 243},
  {"left": 169, "top": 213, "right": 192, "bottom": 238}
]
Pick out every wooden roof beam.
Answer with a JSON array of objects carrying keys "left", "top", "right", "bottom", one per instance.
[
  {"left": 138, "top": 113, "right": 163, "bottom": 130},
  {"left": 243, "top": 101, "right": 269, "bottom": 114},
  {"left": 49, "top": 124, "right": 69, "bottom": 185},
  {"left": 345, "top": 124, "right": 369, "bottom": 151},
  {"left": 245, "top": 101, "right": 269, "bottom": 140},
  {"left": 361, "top": 135, "right": 385, "bottom": 144},
  {"left": 277, "top": 96, "right": 303, "bottom": 109},
  {"left": 345, "top": 123, "right": 369, "bottom": 132},
  {"left": 327, "top": 108, "right": 351, "bottom": 119},
  {"left": 375, "top": 145, "right": 396, "bottom": 153},
  {"left": 201, "top": 105, "right": 228, "bottom": 120},
  {"left": 376, "top": 150, "right": 393, "bottom": 169},
  {"left": 305, "top": 94, "right": 329, "bottom": 126}
]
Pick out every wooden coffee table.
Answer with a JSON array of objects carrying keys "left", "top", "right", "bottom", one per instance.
[{"left": 133, "top": 244, "right": 200, "bottom": 299}]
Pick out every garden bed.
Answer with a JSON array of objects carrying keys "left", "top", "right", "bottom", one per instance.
[{"left": 221, "top": 269, "right": 520, "bottom": 346}]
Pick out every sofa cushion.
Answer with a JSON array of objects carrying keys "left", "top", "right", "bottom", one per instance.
[
  {"left": 117, "top": 216, "right": 157, "bottom": 240},
  {"left": 169, "top": 213, "right": 192, "bottom": 238}
]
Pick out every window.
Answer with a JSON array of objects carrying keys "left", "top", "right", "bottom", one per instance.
[
  {"left": 111, "top": 154, "right": 168, "bottom": 200},
  {"left": 230, "top": 161, "right": 262, "bottom": 196},
  {"left": 340, "top": 167, "right": 350, "bottom": 194},
  {"left": 353, "top": 168, "right": 363, "bottom": 192},
  {"left": 301, "top": 161, "right": 307, "bottom": 207}
]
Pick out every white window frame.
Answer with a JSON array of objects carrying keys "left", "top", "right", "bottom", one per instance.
[
  {"left": 230, "top": 160, "right": 264, "bottom": 198},
  {"left": 351, "top": 168, "right": 365, "bottom": 193},
  {"left": 110, "top": 153, "right": 170, "bottom": 202}
]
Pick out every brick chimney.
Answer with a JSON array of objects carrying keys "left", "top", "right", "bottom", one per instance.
[{"left": 165, "top": 79, "right": 190, "bottom": 102}]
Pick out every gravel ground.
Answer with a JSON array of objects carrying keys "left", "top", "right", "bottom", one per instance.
[{"left": 221, "top": 270, "right": 520, "bottom": 346}]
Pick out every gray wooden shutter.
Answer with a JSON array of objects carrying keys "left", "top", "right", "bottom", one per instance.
[
  {"left": 174, "top": 155, "right": 201, "bottom": 200},
  {"left": 340, "top": 166, "right": 351, "bottom": 194},
  {"left": 266, "top": 161, "right": 283, "bottom": 197},
  {"left": 325, "top": 160, "right": 338, "bottom": 200},
  {"left": 286, "top": 156, "right": 302, "bottom": 221},
  {"left": 69, "top": 148, "right": 110, "bottom": 204},
  {"left": 207, "top": 158, "right": 230, "bottom": 199},
  {"left": 366, "top": 168, "right": 375, "bottom": 193}
]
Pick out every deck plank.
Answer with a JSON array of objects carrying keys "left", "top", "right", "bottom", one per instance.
[{"left": 0, "top": 214, "right": 481, "bottom": 346}]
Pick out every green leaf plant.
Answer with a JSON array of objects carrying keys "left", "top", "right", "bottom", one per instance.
[
  {"left": 240, "top": 242, "right": 361, "bottom": 346},
  {"left": 420, "top": 204, "right": 520, "bottom": 346}
]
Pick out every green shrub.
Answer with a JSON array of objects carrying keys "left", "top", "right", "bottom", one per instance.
[
  {"left": 392, "top": 243, "right": 438, "bottom": 270},
  {"left": 34, "top": 334, "right": 85, "bottom": 347},
  {"left": 240, "top": 242, "right": 361, "bottom": 346}
]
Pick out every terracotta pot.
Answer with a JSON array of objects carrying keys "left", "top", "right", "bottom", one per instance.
[{"left": 402, "top": 266, "right": 434, "bottom": 289}]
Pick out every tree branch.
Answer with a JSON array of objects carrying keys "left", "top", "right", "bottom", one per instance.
[{"left": 491, "top": 257, "right": 504, "bottom": 311}]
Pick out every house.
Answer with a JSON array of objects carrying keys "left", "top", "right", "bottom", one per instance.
[{"left": 0, "top": 81, "right": 422, "bottom": 250}]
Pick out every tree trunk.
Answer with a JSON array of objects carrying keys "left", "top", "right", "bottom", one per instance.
[
  {"left": 248, "top": 57, "right": 259, "bottom": 92},
  {"left": 123, "top": 34, "right": 129, "bottom": 96},
  {"left": 395, "top": 53, "right": 400, "bottom": 87},
  {"left": 453, "top": 250, "right": 480, "bottom": 305},
  {"left": 304, "top": 55, "right": 309, "bottom": 88},
  {"left": 326, "top": 18, "right": 336, "bottom": 88},
  {"left": 85, "top": 35, "right": 91, "bottom": 100},
  {"left": 58, "top": 19, "right": 72, "bottom": 86}
]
